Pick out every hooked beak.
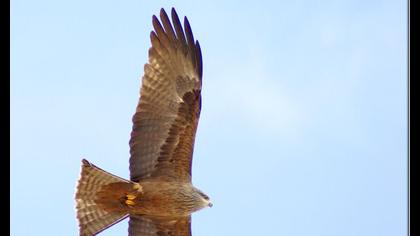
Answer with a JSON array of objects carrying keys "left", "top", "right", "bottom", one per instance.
[{"left": 208, "top": 201, "right": 213, "bottom": 208}]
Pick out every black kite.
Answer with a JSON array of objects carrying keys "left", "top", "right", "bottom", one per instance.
[{"left": 75, "top": 8, "right": 211, "bottom": 236}]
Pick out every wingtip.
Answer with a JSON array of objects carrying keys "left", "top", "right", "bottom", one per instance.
[
  {"left": 171, "top": 7, "right": 180, "bottom": 20},
  {"left": 152, "top": 14, "right": 159, "bottom": 23},
  {"left": 150, "top": 31, "right": 158, "bottom": 42},
  {"left": 160, "top": 8, "right": 167, "bottom": 18},
  {"left": 160, "top": 8, "right": 168, "bottom": 18},
  {"left": 81, "top": 159, "right": 90, "bottom": 166},
  {"left": 184, "top": 16, "right": 192, "bottom": 33},
  {"left": 183, "top": 16, "right": 194, "bottom": 44},
  {"left": 195, "top": 40, "right": 203, "bottom": 79}
]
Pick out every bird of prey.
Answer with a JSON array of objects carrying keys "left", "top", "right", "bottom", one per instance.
[{"left": 75, "top": 8, "right": 211, "bottom": 236}]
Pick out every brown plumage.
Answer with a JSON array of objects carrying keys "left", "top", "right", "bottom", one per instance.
[{"left": 75, "top": 8, "right": 211, "bottom": 236}]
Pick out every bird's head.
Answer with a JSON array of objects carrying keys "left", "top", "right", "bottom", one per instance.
[{"left": 193, "top": 187, "right": 213, "bottom": 209}]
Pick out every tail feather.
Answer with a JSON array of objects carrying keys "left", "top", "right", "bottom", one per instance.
[{"left": 75, "top": 159, "right": 130, "bottom": 236}]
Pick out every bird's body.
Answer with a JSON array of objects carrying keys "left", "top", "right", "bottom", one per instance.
[
  {"left": 75, "top": 8, "right": 210, "bottom": 236},
  {"left": 94, "top": 177, "right": 209, "bottom": 217},
  {"left": 125, "top": 181, "right": 209, "bottom": 217}
]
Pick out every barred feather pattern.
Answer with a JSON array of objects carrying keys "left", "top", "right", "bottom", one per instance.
[
  {"left": 129, "top": 8, "right": 202, "bottom": 183},
  {"left": 129, "top": 215, "right": 191, "bottom": 236},
  {"left": 75, "top": 159, "right": 130, "bottom": 236}
]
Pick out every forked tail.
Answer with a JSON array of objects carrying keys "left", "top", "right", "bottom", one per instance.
[{"left": 75, "top": 159, "right": 132, "bottom": 236}]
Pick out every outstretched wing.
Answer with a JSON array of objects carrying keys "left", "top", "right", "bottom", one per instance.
[
  {"left": 129, "top": 8, "right": 202, "bottom": 183},
  {"left": 128, "top": 215, "right": 191, "bottom": 236}
]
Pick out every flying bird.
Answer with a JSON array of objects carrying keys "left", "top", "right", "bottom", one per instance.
[{"left": 75, "top": 8, "right": 211, "bottom": 236}]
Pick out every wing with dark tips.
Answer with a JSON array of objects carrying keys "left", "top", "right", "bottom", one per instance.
[{"left": 129, "top": 8, "right": 202, "bottom": 182}]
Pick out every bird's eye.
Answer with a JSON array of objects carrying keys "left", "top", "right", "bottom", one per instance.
[{"left": 199, "top": 192, "right": 209, "bottom": 200}]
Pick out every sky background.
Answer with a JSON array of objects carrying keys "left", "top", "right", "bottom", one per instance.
[{"left": 11, "top": 0, "right": 408, "bottom": 235}]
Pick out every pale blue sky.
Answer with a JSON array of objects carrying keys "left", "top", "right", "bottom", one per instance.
[{"left": 11, "top": 0, "right": 407, "bottom": 236}]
